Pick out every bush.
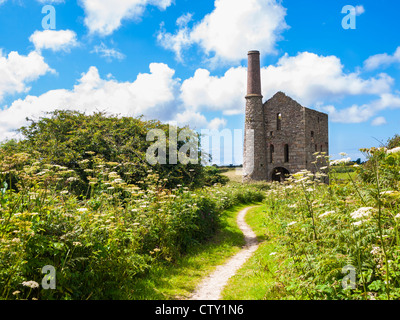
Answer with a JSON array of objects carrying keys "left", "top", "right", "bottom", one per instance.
[
  {"left": 9, "top": 110, "right": 207, "bottom": 195},
  {"left": 259, "top": 145, "right": 400, "bottom": 300},
  {"left": 0, "top": 155, "right": 265, "bottom": 300}
]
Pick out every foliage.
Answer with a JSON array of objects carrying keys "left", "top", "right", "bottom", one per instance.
[
  {"left": 387, "top": 134, "right": 400, "bottom": 149},
  {"left": 0, "top": 150, "right": 264, "bottom": 299},
  {"left": 7, "top": 110, "right": 216, "bottom": 195},
  {"left": 202, "top": 166, "right": 229, "bottom": 186},
  {"left": 256, "top": 147, "right": 400, "bottom": 300}
]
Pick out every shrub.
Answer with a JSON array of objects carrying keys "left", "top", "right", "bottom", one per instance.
[
  {"left": 259, "top": 145, "right": 400, "bottom": 300},
  {"left": 0, "top": 154, "right": 265, "bottom": 300}
]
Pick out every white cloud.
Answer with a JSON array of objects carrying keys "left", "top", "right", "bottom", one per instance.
[
  {"left": 320, "top": 93, "right": 400, "bottom": 123},
  {"left": 158, "top": 0, "right": 288, "bottom": 64},
  {"left": 364, "top": 47, "right": 400, "bottom": 71},
  {"left": 371, "top": 116, "right": 387, "bottom": 126},
  {"left": 0, "top": 63, "right": 180, "bottom": 141},
  {"left": 261, "top": 52, "right": 393, "bottom": 106},
  {"left": 208, "top": 117, "right": 227, "bottom": 130},
  {"left": 91, "top": 43, "right": 126, "bottom": 61},
  {"left": 180, "top": 67, "right": 246, "bottom": 115},
  {"left": 174, "top": 110, "right": 208, "bottom": 129},
  {"left": 29, "top": 30, "right": 78, "bottom": 52},
  {"left": 0, "top": 50, "right": 53, "bottom": 102},
  {"left": 80, "top": 0, "right": 173, "bottom": 36},
  {"left": 176, "top": 13, "right": 193, "bottom": 28},
  {"left": 36, "top": 0, "right": 64, "bottom": 3},
  {"left": 355, "top": 5, "right": 365, "bottom": 16},
  {"left": 180, "top": 51, "right": 394, "bottom": 118}
]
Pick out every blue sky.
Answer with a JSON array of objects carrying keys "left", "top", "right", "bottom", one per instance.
[{"left": 0, "top": 0, "right": 400, "bottom": 164}]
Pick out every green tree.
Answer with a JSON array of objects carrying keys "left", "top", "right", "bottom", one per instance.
[{"left": 11, "top": 110, "right": 209, "bottom": 194}]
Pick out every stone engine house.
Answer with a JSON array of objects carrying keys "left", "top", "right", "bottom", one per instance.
[{"left": 243, "top": 50, "right": 329, "bottom": 182}]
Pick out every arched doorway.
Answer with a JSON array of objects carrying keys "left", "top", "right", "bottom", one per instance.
[{"left": 271, "top": 167, "right": 290, "bottom": 182}]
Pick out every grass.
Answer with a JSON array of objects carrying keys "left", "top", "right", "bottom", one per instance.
[
  {"left": 219, "top": 167, "right": 243, "bottom": 183},
  {"left": 220, "top": 204, "right": 289, "bottom": 300},
  {"left": 330, "top": 171, "right": 357, "bottom": 181},
  {"left": 128, "top": 203, "right": 257, "bottom": 300}
]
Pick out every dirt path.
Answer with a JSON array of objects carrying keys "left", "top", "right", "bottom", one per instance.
[{"left": 189, "top": 206, "right": 259, "bottom": 300}]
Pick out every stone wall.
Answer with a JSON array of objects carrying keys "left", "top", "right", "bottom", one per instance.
[
  {"left": 243, "top": 95, "right": 268, "bottom": 181},
  {"left": 304, "top": 108, "right": 329, "bottom": 173},
  {"left": 242, "top": 51, "right": 329, "bottom": 183},
  {"left": 264, "top": 92, "right": 307, "bottom": 180}
]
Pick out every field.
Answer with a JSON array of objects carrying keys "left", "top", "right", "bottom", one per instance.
[
  {"left": 219, "top": 166, "right": 243, "bottom": 183},
  {"left": 1, "top": 111, "right": 400, "bottom": 300},
  {"left": 222, "top": 150, "right": 400, "bottom": 300}
]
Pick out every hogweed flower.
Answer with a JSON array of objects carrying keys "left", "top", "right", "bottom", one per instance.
[
  {"left": 22, "top": 281, "right": 39, "bottom": 289},
  {"left": 350, "top": 207, "right": 374, "bottom": 220},
  {"left": 330, "top": 157, "right": 351, "bottom": 165},
  {"left": 371, "top": 246, "right": 381, "bottom": 255},
  {"left": 319, "top": 210, "right": 335, "bottom": 218},
  {"left": 386, "top": 147, "right": 400, "bottom": 155},
  {"left": 380, "top": 191, "right": 394, "bottom": 195}
]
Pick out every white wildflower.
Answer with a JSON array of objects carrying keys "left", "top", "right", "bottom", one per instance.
[
  {"left": 22, "top": 281, "right": 39, "bottom": 289},
  {"left": 371, "top": 246, "right": 381, "bottom": 255},
  {"left": 350, "top": 207, "right": 374, "bottom": 220},
  {"left": 386, "top": 147, "right": 400, "bottom": 155},
  {"left": 77, "top": 208, "right": 88, "bottom": 213},
  {"left": 319, "top": 211, "right": 335, "bottom": 218},
  {"left": 339, "top": 152, "right": 348, "bottom": 157},
  {"left": 269, "top": 252, "right": 277, "bottom": 256},
  {"left": 352, "top": 221, "right": 364, "bottom": 226},
  {"left": 380, "top": 191, "right": 394, "bottom": 195},
  {"left": 287, "top": 221, "right": 297, "bottom": 227},
  {"left": 331, "top": 157, "right": 351, "bottom": 165}
]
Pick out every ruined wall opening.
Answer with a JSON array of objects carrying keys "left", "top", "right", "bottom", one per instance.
[
  {"left": 284, "top": 144, "right": 289, "bottom": 163},
  {"left": 271, "top": 167, "right": 290, "bottom": 182},
  {"left": 277, "top": 113, "right": 282, "bottom": 131},
  {"left": 270, "top": 144, "right": 274, "bottom": 163}
]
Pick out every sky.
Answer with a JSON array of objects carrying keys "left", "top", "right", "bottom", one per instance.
[{"left": 0, "top": 0, "right": 400, "bottom": 165}]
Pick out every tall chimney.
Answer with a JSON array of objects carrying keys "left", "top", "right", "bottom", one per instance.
[
  {"left": 247, "top": 51, "right": 262, "bottom": 97},
  {"left": 243, "top": 50, "right": 268, "bottom": 182}
]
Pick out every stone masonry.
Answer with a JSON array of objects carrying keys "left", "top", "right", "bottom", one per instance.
[{"left": 243, "top": 51, "right": 329, "bottom": 182}]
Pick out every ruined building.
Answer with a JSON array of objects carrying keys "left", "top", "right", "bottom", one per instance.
[{"left": 243, "top": 50, "right": 329, "bottom": 182}]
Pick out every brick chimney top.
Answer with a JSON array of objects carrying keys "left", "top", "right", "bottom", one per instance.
[{"left": 246, "top": 50, "right": 262, "bottom": 98}]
